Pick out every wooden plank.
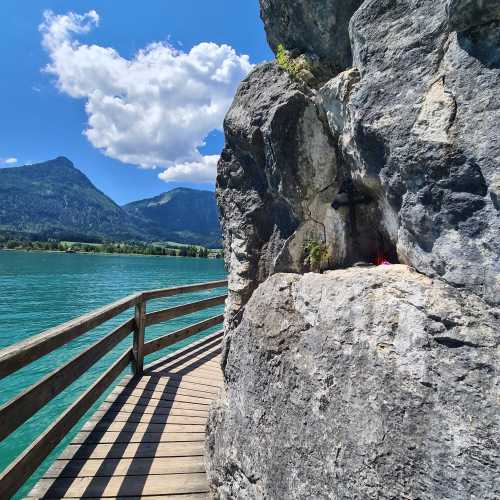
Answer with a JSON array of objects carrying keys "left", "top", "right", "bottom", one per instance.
[
  {"left": 146, "top": 354, "right": 223, "bottom": 378},
  {"left": 166, "top": 366, "right": 223, "bottom": 380},
  {"left": 29, "top": 472, "right": 209, "bottom": 498},
  {"left": 43, "top": 456, "right": 205, "bottom": 478},
  {"left": 151, "top": 361, "right": 223, "bottom": 379},
  {"left": 102, "top": 394, "right": 212, "bottom": 412},
  {"left": 197, "top": 357, "right": 221, "bottom": 365},
  {"left": 125, "top": 373, "right": 222, "bottom": 390},
  {"left": 0, "top": 350, "right": 132, "bottom": 499},
  {"left": 81, "top": 421, "right": 206, "bottom": 434},
  {"left": 0, "top": 294, "right": 139, "bottom": 380},
  {"left": 143, "top": 314, "right": 224, "bottom": 356},
  {"left": 0, "top": 318, "right": 134, "bottom": 441},
  {"left": 115, "top": 384, "right": 217, "bottom": 402},
  {"left": 27, "top": 494, "right": 208, "bottom": 500},
  {"left": 96, "top": 401, "right": 209, "bottom": 418},
  {"left": 71, "top": 431, "right": 206, "bottom": 445},
  {"left": 143, "top": 330, "right": 223, "bottom": 374},
  {"left": 123, "top": 374, "right": 221, "bottom": 392},
  {"left": 89, "top": 410, "right": 207, "bottom": 425},
  {"left": 145, "top": 295, "right": 227, "bottom": 327},
  {"left": 142, "top": 279, "right": 227, "bottom": 301},
  {"left": 116, "top": 378, "right": 219, "bottom": 396},
  {"left": 145, "top": 339, "right": 223, "bottom": 374},
  {"left": 106, "top": 392, "right": 213, "bottom": 409},
  {"left": 163, "top": 346, "right": 223, "bottom": 371},
  {"left": 108, "top": 387, "right": 214, "bottom": 405},
  {"left": 57, "top": 441, "right": 205, "bottom": 461},
  {"left": 165, "top": 360, "right": 223, "bottom": 375}
]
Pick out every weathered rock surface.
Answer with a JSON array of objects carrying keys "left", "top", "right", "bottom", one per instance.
[
  {"left": 207, "top": 266, "right": 500, "bottom": 499},
  {"left": 217, "top": 62, "right": 340, "bottom": 324},
  {"left": 259, "top": 0, "right": 364, "bottom": 79},
  {"left": 341, "top": 0, "right": 500, "bottom": 305},
  {"left": 217, "top": 0, "right": 500, "bottom": 310},
  {"left": 210, "top": 2, "right": 500, "bottom": 498}
]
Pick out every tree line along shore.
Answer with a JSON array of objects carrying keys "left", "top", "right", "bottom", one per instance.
[{"left": 0, "top": 239, "right": 224, "bottom": 259}]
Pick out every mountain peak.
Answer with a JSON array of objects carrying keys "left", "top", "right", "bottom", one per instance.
[{"left": 52, "top": 156, "right": 75, "bottom": 168}]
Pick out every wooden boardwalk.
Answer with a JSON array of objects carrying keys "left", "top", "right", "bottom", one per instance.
[{"left": 28, "top": 332, "right": 223, "bottom": 499}]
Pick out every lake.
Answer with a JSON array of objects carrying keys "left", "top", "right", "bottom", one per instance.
[{"left": 0, "top": 250, "right": 226, "bottom": 498}]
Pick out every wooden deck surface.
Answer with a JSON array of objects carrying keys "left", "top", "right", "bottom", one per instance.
[{"left": 28, "top": 333, "right": 223, "bottom": 499}]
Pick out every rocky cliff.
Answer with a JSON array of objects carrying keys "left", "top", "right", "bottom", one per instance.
[{"left": 209, "top": 1, "right": 500, "bottom": 498}]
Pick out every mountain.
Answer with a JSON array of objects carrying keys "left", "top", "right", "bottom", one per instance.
[
  {"left": 123, "top": 189, "right": 221, "bottom": 247},
  {"left": 0, "top": 157, "right": 141, "bottom": 242},
  {"left": 0, "top": 157, "right": 221, "bottom": 246}
]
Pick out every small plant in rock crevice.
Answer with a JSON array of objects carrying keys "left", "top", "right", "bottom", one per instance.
[
  {"left": 276, "top": 44, "right": 299, "bottom": 77},
  {"left": 276, "top": 44, "right": 313, "bottom": 83},
  {"left": 304, "top": 240, "right": 331, "bottom": 273}
]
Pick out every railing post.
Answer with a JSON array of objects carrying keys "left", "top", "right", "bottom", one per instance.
[{"left": 132, "top": 295, "right": 145, "bottom": 376}]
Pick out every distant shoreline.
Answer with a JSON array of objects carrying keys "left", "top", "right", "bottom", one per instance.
[{"left": 0, "top": 248, "right": 222, "bottom": 260}]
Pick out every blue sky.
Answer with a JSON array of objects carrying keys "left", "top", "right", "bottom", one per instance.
[{"left": 0, "top": 1, "right": 273, "bottom": 204}]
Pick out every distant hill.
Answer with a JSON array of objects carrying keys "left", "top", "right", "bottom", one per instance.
[
  {"left": 124, "top": 189, "right": 221, "bottom": 247},
  {"left": 0, "top": 157, "right": 221, "bottom": 247}
]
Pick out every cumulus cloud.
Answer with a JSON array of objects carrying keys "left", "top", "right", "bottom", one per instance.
[
  {"left": 3, "top": 158, "right": 18, "bottom": 164},
  {"left": 39, "top": 10, "right": 252, "bottom": 182},
  {"left": 158, "top": 155, "right": 218, "bottom": 183}
]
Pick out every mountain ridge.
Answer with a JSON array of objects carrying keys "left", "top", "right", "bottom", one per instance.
[{"left": 0, "top": 157, "right": 221, "bottom": 247}]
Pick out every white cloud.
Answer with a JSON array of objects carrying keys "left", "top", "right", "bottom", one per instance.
[
  {"left": 3, "top": 158, "right": 18, "bottom": 164},
  {"left": 39, "top": 10, "right": 252, "bottom": 182},
  {"left": 158, "top": 155, "right": 219, "bottom": 183}
]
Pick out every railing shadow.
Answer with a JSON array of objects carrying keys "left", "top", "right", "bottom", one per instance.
[
  {"left": 115, "top": 347, "right": 221, "bottom": 497},
  {"left": 40, "top": 344, "right": 221, "bottom": 498}
]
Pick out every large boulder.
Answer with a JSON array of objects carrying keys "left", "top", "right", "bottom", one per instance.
[
  {"left": 207, "top": 266, "right": 500, "bottom": 499},
  {"left": 259, "top": 0, "right": 364, "bottom": 78}
]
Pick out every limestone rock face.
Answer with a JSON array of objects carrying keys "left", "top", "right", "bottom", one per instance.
[
  {"left": 210, "top": 2, "right": 500, "bottom": 498},
  {"left": 259, "top": 0, "right": 364, "bottom": 78},
  {"left": 217, "top": 62, "right": 339, "bottom": 324},
  {"left": 340, "top": 0, "right": 500, "bottom": 304},
  {"left": 207, "top": 266, "right": 500, "bottom": 500},
  {"left": 217, "top": 0, "right": 500, "bottom": 312}
]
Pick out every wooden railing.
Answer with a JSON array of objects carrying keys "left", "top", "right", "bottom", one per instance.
[{"left": 0, "top": 279, "right": 227, "bottom": 498}]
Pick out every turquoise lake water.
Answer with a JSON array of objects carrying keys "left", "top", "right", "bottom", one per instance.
[{"left": 0, "top": 250, "right": 226, "bottom": 498}]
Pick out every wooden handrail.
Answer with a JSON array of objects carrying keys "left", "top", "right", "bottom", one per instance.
[
  {"left": 143, "top": 313, "right": 224, "bottom": 356},
  {"left": 0, "top": 349, "right": 132, "bottom": 499},
  {"left": 0, "top": 293, "right": 141, "bottom": 380},
  {"left": 0, "top": 318, "right": 135, "bottom": 441},
  {"left": 0, "top": 280, "right": 227, "bottom": 380},
  {"left": 0, "top": 278, "right": 226, "bottom": 498},
  {"left": 145, "top": 294, "right": 227, "bottom": 327},
  {"left": 142, "top": 279, "right": 227, "bottom": 301}
]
